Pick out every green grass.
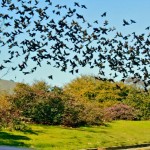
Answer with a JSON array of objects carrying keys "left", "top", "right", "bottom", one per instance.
[{"left": 0, "top": 121, "right": 150, "bottom": 150}]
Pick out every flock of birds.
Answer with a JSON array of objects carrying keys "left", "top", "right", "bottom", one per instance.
[{"left": 0, "top": 0, "right": 150, "bottom": 91}]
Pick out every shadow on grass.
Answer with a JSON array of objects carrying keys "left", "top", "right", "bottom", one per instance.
[
  {"left": 74, "top": 123, "right": 112, "bottom": 133},
  {"left": 0, "top": 131, "right": 30, "bottom": 147},
  {"left": 106, "top": 143, "right": 150, "bottom": 150},
  {"left": 22, "top": 128, "right": 39, "bottom": 135}
]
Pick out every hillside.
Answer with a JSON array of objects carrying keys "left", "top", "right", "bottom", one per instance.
[{"left": 0, "top": 79, "right": 17, "bottom": 93}]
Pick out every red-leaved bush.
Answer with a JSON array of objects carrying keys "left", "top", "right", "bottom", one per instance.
[{"left": 103, "top": 103, "right": 137, "bottom": 121}]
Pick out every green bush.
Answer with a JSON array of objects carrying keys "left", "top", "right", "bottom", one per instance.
[
  {"left": 12, "top": 83, "right": 35, "bottom": 118},
  {"left": 124, "top": 90, "right": 150, "bottom": 120},
  {"left": 31, "top": 95, "right": 65, "bottom": 125}
]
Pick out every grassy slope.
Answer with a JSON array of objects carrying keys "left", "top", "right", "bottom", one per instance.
[
  {"left": 0, "top": 79, "right": 16, "bottom": 93},
  {"left": 0, "top": 121, "right": 150, "bottom": 150}
]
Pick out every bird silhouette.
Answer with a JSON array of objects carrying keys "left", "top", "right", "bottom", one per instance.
[
  {"left": 123, "top": 19, "right": 130, "bottom": 26},
  {"left": 101, "top": 12, "right": 106, "bottom": 17},
  {"left": 48, "top": 75, "right": 53, "bottom": 79},
  {"left": 130, "top": 19, "right": 136, "bottom": 24}
]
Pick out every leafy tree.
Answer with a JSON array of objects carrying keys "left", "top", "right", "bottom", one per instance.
[
  {"left": 0, "top": 92, "right": 21, "bottom": 129},
  {"left": 31, "top": 80, "right": 51, "bottom": 100},
  {"left": 124, "top": 89, "right": 150, "bottom": 120},
  {"left": 12, "top": 80, "right": 64, "bottom": 124},
  {"left": 31, "top": 94, "right": 65, "bottom": 125},
  {"left": 12, "top": 83, "right": 34, "bottom": 115},
  {"left": 64, "top": 75, "right": 130, "bottom": 103}
]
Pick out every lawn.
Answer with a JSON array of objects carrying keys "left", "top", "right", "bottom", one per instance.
[{"left": 0, "top": 121, "right": 150, "bottom": 150}]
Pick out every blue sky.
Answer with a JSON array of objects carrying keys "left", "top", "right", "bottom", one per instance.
[{"left": 0, "top": 0, "right": 150, "bottom": 87}]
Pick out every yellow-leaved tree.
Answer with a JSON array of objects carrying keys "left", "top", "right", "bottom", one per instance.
[{"left": 63, "top": 75, "right": 130, "bottom": 106}]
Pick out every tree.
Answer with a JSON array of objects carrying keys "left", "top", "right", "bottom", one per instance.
[
  {"left": 0, "top": 91, "right": 21, "bottom": 129},
  {"left": 0, "top": 0, "right": 150, "bottom": 90},
  {"left": 63, "top": 75, "right": 130, "bottom": 103},
  {"left": 124, "top": 88, "right": 150, "bottom": 120},
  {"left": 12, "top": 82, "right": 35, "bottom": 117}
]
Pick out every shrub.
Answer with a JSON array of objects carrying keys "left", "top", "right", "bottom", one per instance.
[
  {"left": 62, "top": 99, "right": 85, "bottom": 127},
  {"left": 30, "top": 94, "right": 65, "bottom": 125},
  {"left": 0, "top": 92, "right": 22, "bottom": 130},
  {"left": 62, "top": 98, "right": 103, "bottom": 127},
  {"left": 138, "top": 102, "right": 150, "bottom": 120},
  {"left": 12, "top": 83, "right": 35, "bottom": 117},
  {"left": 124, "top": 90, "right": 150, "bottom": 120},
  {"left": 103, "top": 103, "right": 137, "bottom": 121},
  {"left": 81, "top": 102, "right": 103, "bottom": 126},
  {"left": 12, "top": 81, "right": 51, "bottom": 120}
]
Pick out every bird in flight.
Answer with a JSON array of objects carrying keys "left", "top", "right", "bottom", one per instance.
[
  {"left": 101, "top": 12, "right": 107, "bottom": 17},
  {"left": 123, "top": 19, "right": 130, "bottom": 26}
]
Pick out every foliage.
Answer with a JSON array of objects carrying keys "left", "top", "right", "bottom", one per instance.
[
  {"left": 11, "top": 82, "right": 58, "bottom": 125},
  {"left": 0, "top": 92, "right": 22, "bottom": 130},
  {"left": 12, "top": 83, "right": 35, "bottom": 118},
  {"left": 124, "top": 89, "right": 150, "bottom": 120},
  {"left": 30, "top": 94, "right": 65, "bottom": 125},
  {"left": 64, "top": 75, "right": 130, "bottom": 102},
  {"left": 10, "top": 79, "right": 104, "bottom": 127},
  {"left": 103, "top": 103, "right": 137, "bottom": 121},
  {"left": 62, "top": 98, "right": 103, "bottom": 127},
  {"left": 0, "top": 76, "right": 149, "bottom": 129},
  {"left": 64, "top": 75, "right": 150, "bottom": 121},
  {"left": 31, "top": 80, "right": 51, "bottom": 99}
]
